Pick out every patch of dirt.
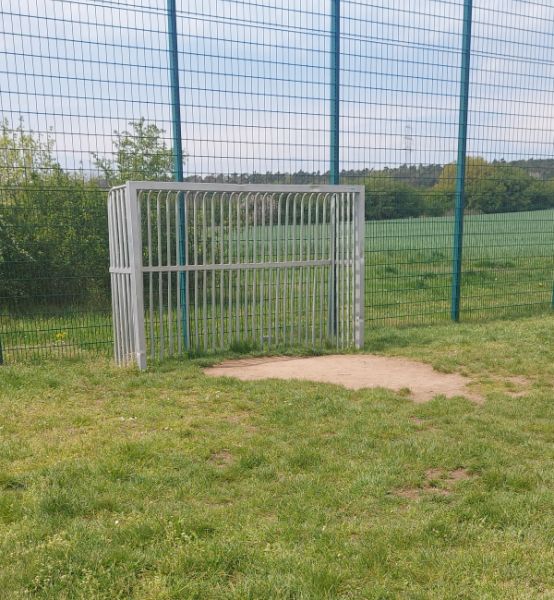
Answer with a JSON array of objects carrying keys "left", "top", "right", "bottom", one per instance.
[
  {"left": 209, "top": 450, "right": 234, "bottom": 468},
  {"left": 395, "top": 467, "right": 473, "bottom": 500},
  {"left": 425, "top": 468, "right": 445, "bottom": 480},
  {"left": 504, "top": 375, "right": 530, "bottom": 386},
  {"left": 395, "top": 488, "right": 421, "bottom": 500},
  {"left": 501, "top": 376, "right": 531, "bottom": 398},
  {"left": 204, "top": 355, "right": 482, "bottom": 404}
]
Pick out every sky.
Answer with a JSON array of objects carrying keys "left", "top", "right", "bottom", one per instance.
[{"left": 1, "top": 0, "right": 554, "bottom": 177}]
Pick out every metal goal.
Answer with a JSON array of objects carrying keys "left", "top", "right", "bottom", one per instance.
[{"left": 108, "top": 183, "right": 365, "bottom": 369}]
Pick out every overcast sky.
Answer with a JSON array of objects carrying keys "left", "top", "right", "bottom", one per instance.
[{"left": 1, "top": 0, "right": 553, "bottom": 176}]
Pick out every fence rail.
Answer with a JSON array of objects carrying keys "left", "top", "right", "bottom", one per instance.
[{"left": 1, "top": 0, "right": 554, "bottom": 362}]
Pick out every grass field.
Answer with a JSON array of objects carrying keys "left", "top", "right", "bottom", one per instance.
[
  {"left": 2, "top": 315, "right": 554, "bottom": 598},
  {"left": 366, "top": 209, "right": 554, "bottom": 324},
  {"left": 1, "top": 208, "right": 553, "bottom": 361}
]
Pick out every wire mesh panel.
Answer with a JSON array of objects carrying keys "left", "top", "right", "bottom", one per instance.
[
  {"left": 0, "top": 0, "right": 172, "bottom": 362},
  {"left": 341, "top": 0, "right": 463, "bottom": 326},
  {"left": 109, "top": 183, "right": 364, "bottom": 368},
  {"left": 3, "top": 0, "right": 554, "bottom": 363},
  {"left": 460, "top": 1, "right": 554, "bottom": 320}
]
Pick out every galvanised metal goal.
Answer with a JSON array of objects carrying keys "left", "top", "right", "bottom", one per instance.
[{"left": 108, "top": 183, "right": 365, "bottom": 369}]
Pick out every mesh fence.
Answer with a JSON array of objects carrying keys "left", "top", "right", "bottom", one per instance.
[{"left": 1, "top": 0, "right": 553, "bottom": 362}]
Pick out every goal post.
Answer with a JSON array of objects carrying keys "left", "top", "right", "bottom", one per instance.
[{"left": 108, "top": 183, "right": 365, "bottom": 369}]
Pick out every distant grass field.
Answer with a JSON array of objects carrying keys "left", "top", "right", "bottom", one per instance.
[
  {"left": 1, "top": 209, "right": 553, "bottom": 361},
  {"left": 366, "top": 208, "right": 554, "bottom": 324},
  {"left": 2, "top": 315, "right": 554, "bottom": 597}
]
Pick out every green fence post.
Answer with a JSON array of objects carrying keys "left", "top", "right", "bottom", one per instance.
[
  {"left": 329, "top": 0, "right": 340, "bottom": 337},
  {"left": 167, "top": 0, "right": 188, "bottom": 348},
  {"left": 451, "top": 0, "right": 474, "bottom": 322}
]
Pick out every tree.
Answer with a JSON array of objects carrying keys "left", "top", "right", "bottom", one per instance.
[
  {"left": 524, "top": 179, "right": 554, "bottom": 211},
  {"left": 433, "top": 157, "right": 533, "bottom": 213},
  {"left": 93, "top": 117, "right": 174, "bottom": 185},
  {"left": 364, "top": 175, "right": 422, "bottom": 220},
  {"left": 0, "top": 117, "right": 59, "bottom": 187},
  {"left": 0, "top": 119, "right": 108, "bottom": 307}
]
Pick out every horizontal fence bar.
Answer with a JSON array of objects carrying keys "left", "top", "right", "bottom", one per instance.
[
  {"left": 111, "top": 259, "right": 347, "bottom": 274},
  {"left": 119, "top": 183, "right": 363, "bottom": 193}
]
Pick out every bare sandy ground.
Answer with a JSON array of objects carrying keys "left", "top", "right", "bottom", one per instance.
[{"left": 204, "top": 354, "right": 482, "bottom": 403}]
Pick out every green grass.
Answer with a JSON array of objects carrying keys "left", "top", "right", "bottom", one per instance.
[
  {"left": 365, "top": 209, "right": 554, "bottom": 324},
  {"left": 2, "top": 315, "right": 554, "bottom": 597}
]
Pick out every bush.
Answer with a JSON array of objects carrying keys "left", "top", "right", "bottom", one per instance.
[
  {"left": 524, "top": 179, "right": 554, "bottom": 211},
  {"left": 433, "top": 158, "right": 533, "bottom": 214},
  {"left": 0, "top": 119, "right": 108, "bottom": 310},
  {"left": 364, "top": 176, "right": 423, "bottom": 220}
]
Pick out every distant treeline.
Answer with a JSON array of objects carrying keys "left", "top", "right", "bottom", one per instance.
[{"left": 188, "top": 157, "right": 554, "bottom": 220}]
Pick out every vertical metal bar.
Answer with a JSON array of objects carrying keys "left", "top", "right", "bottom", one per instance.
[
  {"left": 116, "top": 189, "right": 129, "bottom": 361},
  {"left": 354, "top": 186, "right": 365, "bottom": 349},
  {"left": 157, "top": 192, "right": 164, "bottom": 359},
  {"left": 107, "top": 194, "right": 116, "bottom": 363},
  {"left": 202, "top": 192, "right": 208, "bottom": 351},
  {"left": 306, "top": 193, "right": 314, "bottom": 343},
  {"left": 126, "top": 183, "right": 147, "bottom": 369},
  {"left": 344, "top": 193, "right": 350, "bottom": 345},
  {"left": 178, "top": 189, "right": 188, "bottom": 349},
  {"left": 298, "top": 194, "right": 304, "bottom": 344},
  {"left": 252, "top": 193, "right": 258, "bottom": 341},
  {"left": 108, "top": 193, "right": 120, "bottom": 364},
  {"left": 329, "top": 0, "right": 340, "bottom": 337},
  {"left": 244, "top": 192, "right": 250, "bottom": 340},
  {"left": 260, "top": 193, "right": 267, "bottom": 347},
  {"left": 329, "top": 194, "right": 337, "bottom": 339},
  {"left": 220, "top": 193, "right": 225, "bottom": 347},
  {"left": 283, "top": 194, "right": 290, "bottom": 341},
  {"left": 313, "top": 194, "right": 321, "bottom": 345},
  {"left": 268, "top": 193, "right": 274, "bottom": 346},
  {"left": 175, "top": 192, "right": 182, "bottom": 355},
  {"left": 321, "top": 195, "right": 328, "bottom": 340},
  {"left": 211, "top": 193, "right": 217, "bottom": 349},
  {"left": 228, "top": 193, "right": 235, "bottom": 346},
  {"left": 147, "top": 192, "right": 155, "bottom": 359},
  {"left": 166, "top": 192, "right": 173, "bottom": 355},
  {"left": 167, "top": 0, "right": 184, "bottom": 182},
  {"left": 330, "top": 0, "right": 340, "bottom": 185},
  {"left": 113, "top": 191, "right": 124, "bottom": 362},
  {"left": 345, "top": 192, "right": 354, "bottom": 345},
  {"left": 167, "top": 0, "right": 188, "bottom": 346},
  {"left": 290, "top": 194, "right": 298, "bottom": 345},
  {"left": 236, "top": 192, "right": 241, "bottom": 340},
  {"left": 451, "top": 0, "right": 473, "bottom": 322},
  {"left": 275, "top": 194, "right": 283, "bottom": 344},
  {"left": 193, "top": 192, "right": 199, "bottom": 349},
  {"left": 184, "top": 191, "right": 191, "bottom": 349},
  {"left": 336, "top": 193, "right": 346, "bottom": 348}
]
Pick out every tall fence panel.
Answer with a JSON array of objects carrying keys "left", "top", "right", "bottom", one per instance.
[
  {"left": 1, "top": 1, "right": 554, "bottom": 362},
  {"left": 341, "top": 0, "right": 464, "bottom": 326},
  {"left": 460, "top": 1, "right": 554, "bottom": 320},
  {"left": 0, "top": 0, "right": 175, "bottom": 361}
]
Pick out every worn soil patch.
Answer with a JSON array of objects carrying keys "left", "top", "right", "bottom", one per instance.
[
  {"left": 396, "top": 467, "right": 473, "bottom": 500},
  {"left": 209, "top": 450, "right": 234, "bottom": 468},
  {"left": 204, "top": 354, "right": 482, "bottom": 403}
]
